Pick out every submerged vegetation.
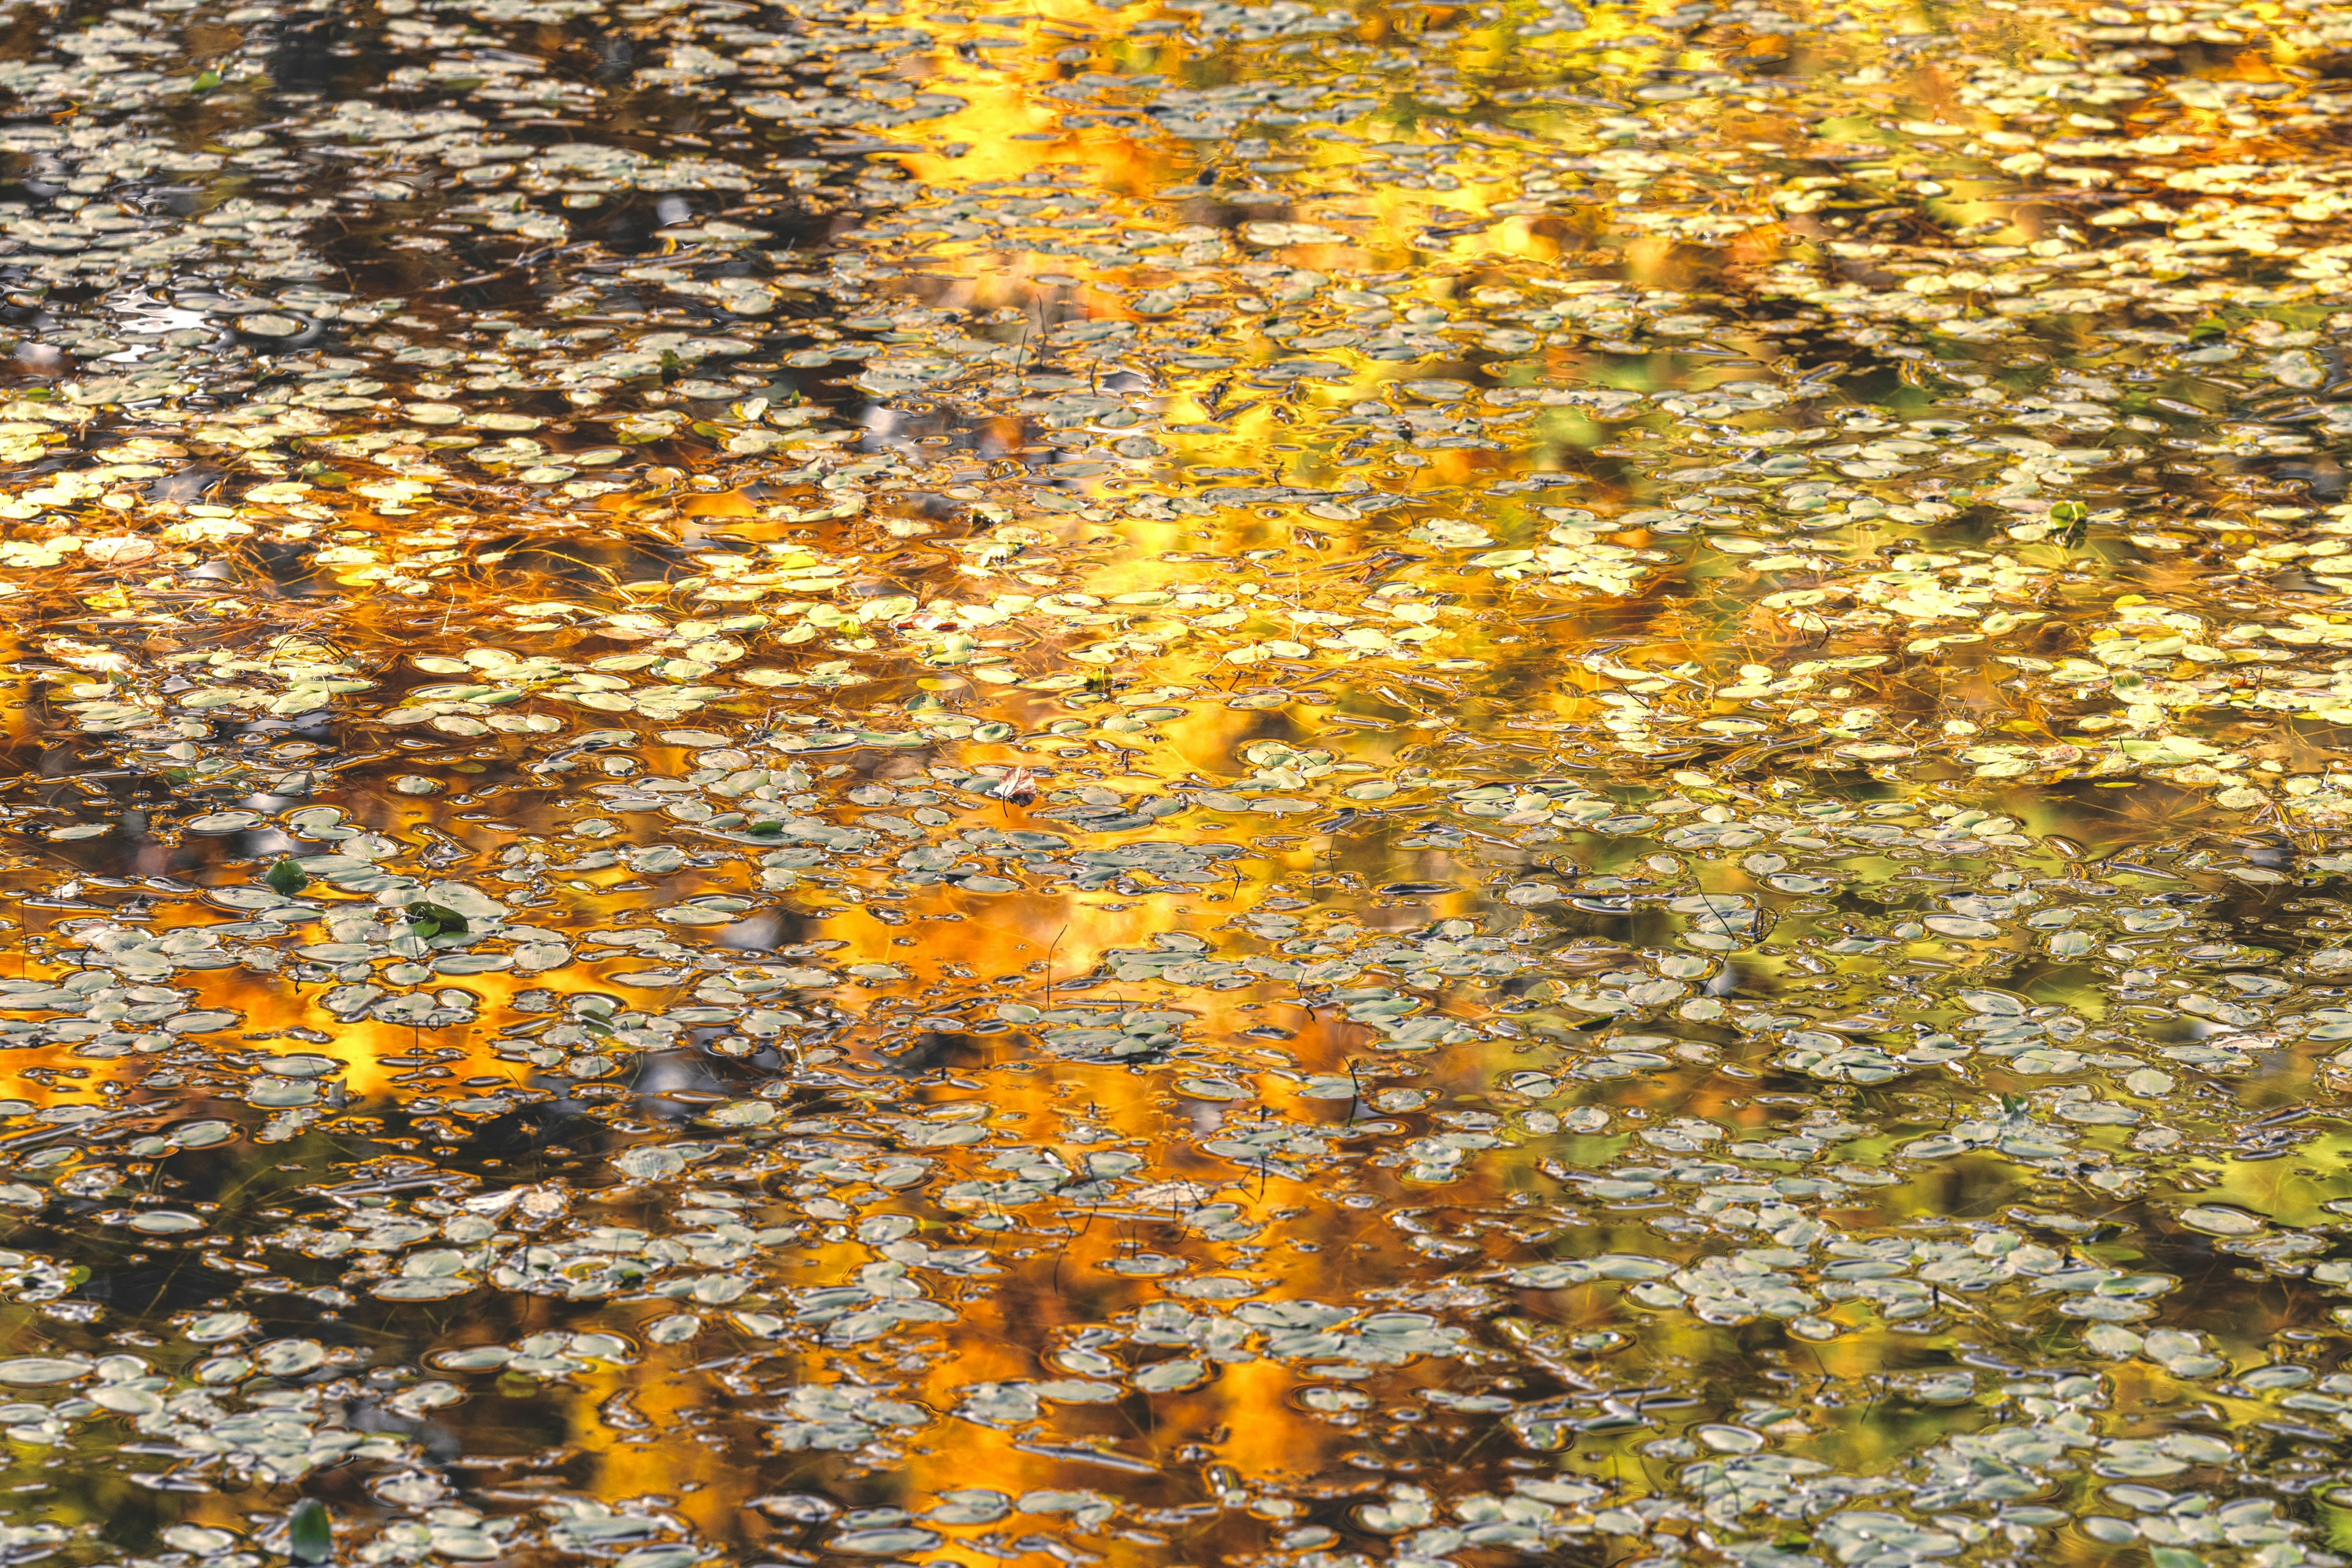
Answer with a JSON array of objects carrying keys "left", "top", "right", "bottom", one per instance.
[{"left": 0, "top": 0, "right": 2346, "bottom": 1562}]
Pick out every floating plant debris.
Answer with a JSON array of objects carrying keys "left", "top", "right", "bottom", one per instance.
[{"left": 0, "top": 0, "right": 2347, "bottom": 1565}]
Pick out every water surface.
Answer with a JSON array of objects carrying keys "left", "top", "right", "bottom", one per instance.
[{"left": 0, "top": 0, "right": 2339, "bottom": 1564}]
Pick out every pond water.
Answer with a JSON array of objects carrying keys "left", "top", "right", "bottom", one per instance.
[{"left": 0, "top": 0, "right": 2339, "bottom": 1564}]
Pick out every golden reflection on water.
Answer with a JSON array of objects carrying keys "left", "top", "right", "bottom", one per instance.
[{"left": 1, "top": 0, "right": 2351, "bottom": 1561}]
